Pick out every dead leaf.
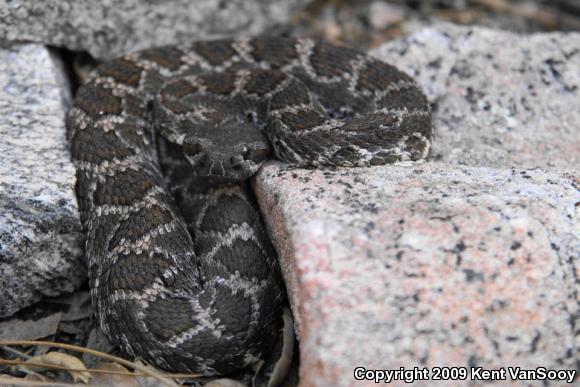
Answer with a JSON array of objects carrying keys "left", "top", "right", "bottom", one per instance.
[
  {"left": 0, "top": 313, "right": 63, "bottom": 341},
  {"left": 131, "top": 359, "right": 177, "bottom": 387},
  {"left": 82, "top": 327, "right": 115, "bottom": 368},
  {"left": 24, "top": 352, "right": 92, "bottom": 384},
  {"left": 90, "top": 362, "right": 139, "bottom": 387},
  {"left": 23, "top": 372, "right": 49, "bottom": 382}
]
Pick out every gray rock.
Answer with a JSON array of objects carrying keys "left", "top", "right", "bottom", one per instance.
[
  {"left": 372, "top": 23, "right": 580, "bottom": 173},
  {"left": 0, "top": 0, "right": 311, "bottom": 60},
  {"left": 367, "top": 1, "right": 405, "bottom": 30},
  {"left": 0, "top": 43, "right": 85, "bottom": 318},
  {"left": 254, "top": 162, "right": 579, "bottom": 387}
]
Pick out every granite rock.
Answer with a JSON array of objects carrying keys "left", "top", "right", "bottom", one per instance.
[
  {"left": 254, "top": 162, "right": 578, "bottom": 387},
  {"left": 0, "top": 0, "right": 311, "bottom": 60},
  {"left": 367, "top": 1, "right": 405, "bottom": 30},
  {"left": 0, "top": 43, "right": 85, "bottom": 318},
  {"left": 372, "top": 23, "right": 580, "bottom": 173}
]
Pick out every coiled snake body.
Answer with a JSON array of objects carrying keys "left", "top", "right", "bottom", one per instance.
[{"left": 67, "top": 37, "right": 432, "bottom": 376}]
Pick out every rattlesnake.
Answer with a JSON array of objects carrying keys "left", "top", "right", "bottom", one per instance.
[{"left": 66, "top": 37, "right": 432, "bottom": 377}]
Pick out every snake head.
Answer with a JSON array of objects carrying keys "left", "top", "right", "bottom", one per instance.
[{"left": 181, "top": 117, "right": 271, "bottom": 182}]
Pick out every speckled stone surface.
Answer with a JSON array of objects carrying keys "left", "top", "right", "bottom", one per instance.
[
  {"left": 0, "top": 0, "right": 310, "bottom": 60},
  {"left": 372, "top": 24, "right": 580, "bottom": 173},
  {"left": 0, "top": 43, "right": 85, "bottom": 318},
  {"left": 253, "top": 24, "right": 580, "bottom": 387},
  {"left": 254, "top": 162, "right": 578, "bottom": 386}
]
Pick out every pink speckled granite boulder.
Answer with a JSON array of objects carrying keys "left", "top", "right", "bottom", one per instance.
[
  {"left": 371, "top": 23, "right": 580, "bottom": 173},
  {"left": 254, "top": 24, "right": 579, "bottom": 387},
  {"left": 255, "top": 163, "right": 578, "bottom": 387}
]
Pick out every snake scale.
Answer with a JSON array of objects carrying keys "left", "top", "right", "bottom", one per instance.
[{"left": 66, "top": 37, "right": 432, "bottom": 377}]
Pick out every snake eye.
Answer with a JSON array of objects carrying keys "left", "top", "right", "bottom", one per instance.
[
  {"left": 242, "top": 147, "right": 268, "bottom": 163},
  {"left": 228, "top": 155, "right": 244, "bottom": 171},
  {"left": 183, "top": 142, "right": 203, "bottom": 157}
]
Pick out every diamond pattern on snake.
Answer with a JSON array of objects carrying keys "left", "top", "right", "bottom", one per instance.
[{"left": 67, "top": 37, "right": 432, "bottom": 380}]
